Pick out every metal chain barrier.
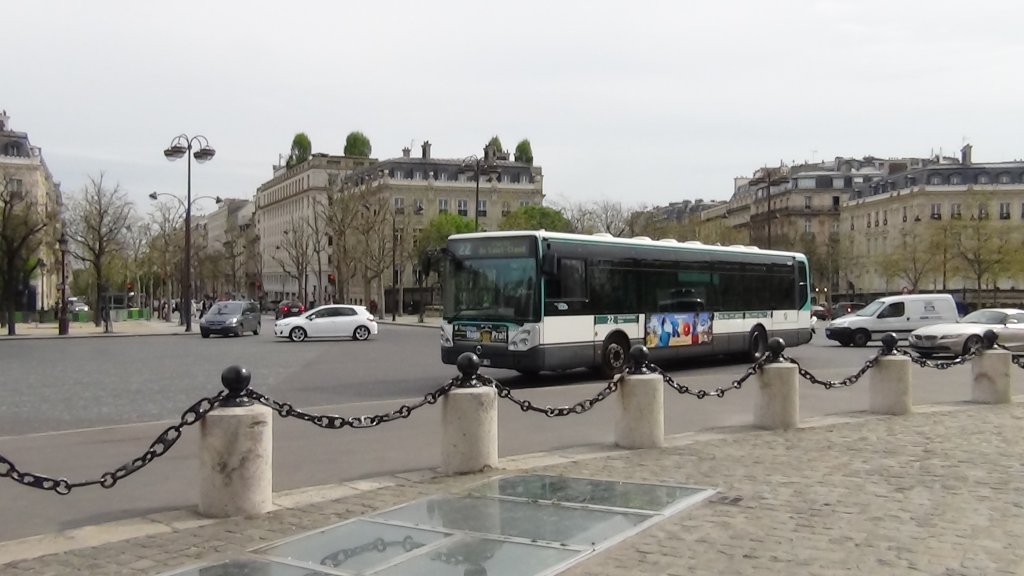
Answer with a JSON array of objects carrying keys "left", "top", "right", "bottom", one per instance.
[
  {"left": 0, "top": 391, "right": 225, "bottom": 494},
  {"left": 247, "top": 378, "right": 459, "bottom": 429},
  {"left": 893, "top": 346, "right": 980, "bottom": 369},
  {"left": 320, "top": 537, "right": 425, "bottom": 568},
  {"left": 650, "top": 354, "right": 770, "bottom": 398},
  {"left": 995, "top": 343, "right": 1024, "bottom": 369},
  {"left": 782, "top": 351, "right": 882, "bottom": 389},
  {"left": 493, "top": 374, "right": 621, "bottom": 417}
]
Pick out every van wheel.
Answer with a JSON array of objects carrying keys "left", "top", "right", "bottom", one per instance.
[
  {"left": 962, "top": 335, "right": 982, "bottom": 356},
  {"left": 599, "top": 334, "right": 630, "bottom": 379},
  {"left": 746, "top": 327, "right": 768, "bottom": 362},
  {"left": 851, "top": 330, "right": 870, "bottom": 348}
]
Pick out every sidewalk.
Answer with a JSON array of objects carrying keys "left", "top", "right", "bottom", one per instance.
[
  {"left": 1, "top": 319, "right": 198, "bottom": 340},
  {"left": 375, "top": 314, "right": 442, "bottom": 329},
  {"left": 3, "top": 400, "right": 1024, "bottom": 575}
]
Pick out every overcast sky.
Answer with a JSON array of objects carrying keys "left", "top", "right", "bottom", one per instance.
[{"left": 6, "top": 0, "right": 1024, "bottom": 213}]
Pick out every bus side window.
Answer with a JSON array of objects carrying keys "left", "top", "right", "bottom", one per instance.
[{"left": 546, "top": 258, "right": 586, "bottom": 301}]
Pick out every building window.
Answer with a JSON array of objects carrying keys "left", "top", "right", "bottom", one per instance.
[
  {"left": 931, "top": 203, "right": 942, "bottom": 220},
  {"left": 394, "top": 197, "right": 405, "bottom": 214},
  {"left": 8, "top": 178, "right": 23, "bottom": 194},
  {"left": 951, "top": 203, "right": 962, "bottom": 219},
  {"left": 519, "top": 200, "right": 530, "bottom": 207},
  {"left": 477, "top": 199, "right": 488, "bottom": 217},
  {"left": 874, "top": 210, "right": 879, "bottom": 227},
  {"left": 999, "top": 202, "right": 1011, "bottom": 219},
  {"left": 439, "top": 172, "right": 448, "bottom": 182},
  {"left": 831, "top": 221, "right": 839, "bottom": 232},
  {"left": 502, "top": 174, "right": 511, "bottom": 184},
  {"left": 803, "top": 195, "right": 811, "bottom": 209},
  {"left": 902, "top": 206, "right": 908, "bottom": 222},
  {"left": 977, "top": 173, "right": 991, "bottom": 184},
  {"left": 949, "top": 174, "right": 963, "bottom": 185},
  {"left": 391, "top": 169, "right": 402, "bottom": 180},
  {"left": 882, "top": 210, "right": 888, "bottom": 225},
  {"left": 457, "top": 199, "right": 469, "bottom": 216},
  {"left": 438, "top": 198, "right": 449, "bottom": 213},
  {"left": 804, "top": 218, "right": 811, "bottom": 233},
  {"left": 414, "top": 199, "right": 424, "bottom": 212},
  {"left": 832, "top": 177, "right": 845, "bottom": 189},
  {"left": 502, "top": 201, "right": 511, "bottom": 216},
  {"left": 928, "top": 174, "right": 944, "bottom": 185},
  {"left": 866, "top": 214, "right": 871, "bottom": 228},
  {"left": 998, "top": 173, "right": 1012, "bottom": 184},
  {"left": 977, "top": 202, "right": 988, "bottom": 219}
]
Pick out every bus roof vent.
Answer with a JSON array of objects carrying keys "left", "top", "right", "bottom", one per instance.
[
  {"left": 683, "top": 240, "right": 702, "bottom": 245},
  {"left": 659, "top": 238, "right": 678, "bottom": 243},
  {"left": 632, "top": 236, "right": 652, "bottom": 241},
  {"left": 593, "top": 232, "right": 613, "bottom": 237}
]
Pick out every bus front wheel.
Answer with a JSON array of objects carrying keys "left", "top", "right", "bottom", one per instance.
[{"left": 599, "top": 334, "right": 630, "bottom": 379}]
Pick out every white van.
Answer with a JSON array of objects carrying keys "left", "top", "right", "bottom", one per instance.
[{"left": 825, "top": 294, "right": 959, "bottom": 347}]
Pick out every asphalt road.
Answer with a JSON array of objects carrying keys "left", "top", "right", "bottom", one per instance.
[{"left": 0, "top": 322, "right": 1020, "bottom": 542}]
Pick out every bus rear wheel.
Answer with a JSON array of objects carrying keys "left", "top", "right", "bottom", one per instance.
[{"left": 599, "top": 334, "right": 630, "bottom": 379}]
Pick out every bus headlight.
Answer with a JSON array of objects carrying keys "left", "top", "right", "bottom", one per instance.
[
  {"left": 508, "top": 326, "right": 537, "bottom": 351},
  {"left": 440, "top": 324, "right": 454, "bottom": 347}
]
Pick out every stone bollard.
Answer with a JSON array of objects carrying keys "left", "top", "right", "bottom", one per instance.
[
  {"left": 199, "top": 366, "right": 273, "bottom": 518},
  {"left": 971, "top": 330, "right": 1012, "bottom": 404},
  {"left": 441, "top": 353, "right": 498, "bottom": 475},
  {"left": 754, "top": 338, "right": 799, "bottom": 430},
  {"left": 870, "top": 333, "right": 912, "bottom": 415},
  {"left": 615, "top": 345, "right": 664, "bottom": 449}
]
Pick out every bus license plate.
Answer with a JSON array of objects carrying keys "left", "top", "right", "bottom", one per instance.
[{"left": 480, "top": 358, "right": 492, "bottom": 366}]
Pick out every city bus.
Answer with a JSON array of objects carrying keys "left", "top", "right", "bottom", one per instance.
[{"left": 439, "top": 230, "right": 812, "bottom": 376}]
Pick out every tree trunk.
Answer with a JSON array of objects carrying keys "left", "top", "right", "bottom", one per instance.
[{"left": 94, "top": 262, "right": 104, "bottom": 327}]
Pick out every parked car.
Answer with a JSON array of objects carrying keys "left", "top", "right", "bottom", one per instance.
[
  {"left": 829, "top": 301, "right": 865, "bottom": 320},
  {"left": 274, "top": 304, "right": 378, "bottom": 342},
  {"left": 200, "top": 301, "right": 262, "bottom": 338},
  {"left": 826, "top": 293, "right": 959, "bottom": 347},
  {"left": 908, "top": 308, "right": 1024, "bottom": 357},
  {"left": 69, "top": 301, "right": 90, "bottom": 313},
  {"left": 811, "top": 305, "right": 829, "bottom": 321},
  {"left": 275, "top": 300, "right": 305, "bottom": 320}
]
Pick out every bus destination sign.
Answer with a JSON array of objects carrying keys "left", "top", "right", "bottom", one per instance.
[{"left": 450, "top": 237, "right": 535, "bottom": 258}]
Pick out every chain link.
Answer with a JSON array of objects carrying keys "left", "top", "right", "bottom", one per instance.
[
  {"left": 0, "top": 391, "right": 225, "bottom": 494},
  {"left": 894, "top": 346, "right": 980, "bottom": 369},
  {"left": 320, "top": 536, "right": 424, "bottom": 567},
  {"left": 650, "top": 354, "right": 770, "bottom": 398},
  {"left": 247, "top": 379, "right": 458, "bottom": 429},
  {"left": 994, "top": 343, "right": 1024, "bottom": 369},
  {"left": 494, "top": 374, "right": 621, "bottom": 416},
  {"left": 783, "top": 351, "right": 881, "bottom": 389}
]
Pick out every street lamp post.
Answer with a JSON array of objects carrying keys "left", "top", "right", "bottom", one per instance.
[
  {"left": 58, "top": 232, "right": 69, "bottom": 335},
  {"left": 162, "top": 135, "right": 216, "bottom": 332},
  {"left": 459, "top": 145, "right": 500, "bottom": 231}
]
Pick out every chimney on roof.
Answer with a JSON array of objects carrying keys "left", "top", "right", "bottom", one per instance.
[
  {"left": 402, "top": 146, "right": 411, "bottom": 158},
  {"left": 421, "top": 140, "right": 431, "bottom": 159},
  {"left": 961, "top": 143, "right": 972, "bottom": 166},
  {"left": 0, "top": 110, "right": 8, "bottom": 131}
]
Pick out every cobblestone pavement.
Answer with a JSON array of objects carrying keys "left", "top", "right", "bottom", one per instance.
[{"left": 4, "top": 402, "right": 1024, "bottom": 575}]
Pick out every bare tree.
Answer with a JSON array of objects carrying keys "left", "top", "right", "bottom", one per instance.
[
  {"left": 273, "top": 216, "right": 312, "bottom": 304},
  {"left": 876, "top": 226, "right": 937, "bottom": 293},
  {"left": 954, "top": 203, "right": 1015, "bottom": 306},
  {"left": 549, "top": 198, "right": 595, "bottom": 233},
  {"left": 321, "top": 178, "right": 368, "bottom": 303},
  {"left": 65, "top": 174, "right": 133, "bottom": 330},
  {"left": 307, "top": 196, "right": 330, "bottom": 305},
  {"left": 592, "top": 200, "right": 632, "bottom": 237},
  {"left": 122, "top": 215, "right": 151, "bottom": 308},
  {"left": 148, "top": 200, "right": 183, "bottom": 320},
  {"left": 350, "top": 192, "right": 392, "bottom": 312},
  {"left": 0, "top": 172, "right": 47, "bottom": 335}
]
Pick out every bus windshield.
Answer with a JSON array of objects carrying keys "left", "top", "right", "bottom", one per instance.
[{"left": 443, "top": 256, "right": 539, "bottom": 322}]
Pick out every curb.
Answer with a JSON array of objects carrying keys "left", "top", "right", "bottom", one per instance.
[
  {"left": 0, "top": 398, "right": 1012, "bottom": 565},
  {"left": 2, "top": 330, "right": 201, "bottom": 341}
]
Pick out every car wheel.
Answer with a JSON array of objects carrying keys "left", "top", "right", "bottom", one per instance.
[
  {"left": 598, "top": 333, "right": 630, "bottom": 379},
  {"left": 963, "top": 335, "right": 982, "bottom": 356},
  {"left": 289, "top": 327, "right": 307, "bottom": 342},
  {"left": 746, "top": 326, "right": 768, "bottom": 363},
  {"left": 353, "top": 325, "right": 371, "bottom": 341},
  {"left": 851, "top": 330, "right": 870, "bottom": 348},
  {"left": 201, "top": 330, "right": 210, "bottom": 339}
]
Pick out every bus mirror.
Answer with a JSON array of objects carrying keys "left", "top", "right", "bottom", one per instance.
[{"left": 541, "top": 252, "right": 560, "bottom": 276}]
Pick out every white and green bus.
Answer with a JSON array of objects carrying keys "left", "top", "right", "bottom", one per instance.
[{"left": 439, "top": 231, "right": 813, "bottom": 376}]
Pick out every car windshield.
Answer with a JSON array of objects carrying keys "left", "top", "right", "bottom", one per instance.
[
  {"left": 960, "top": 310, "right": 1007, "bottom": 324},
  {"left": 855, "top": 300, "right": 885, "bottom": 317},
  {"left": 209, "top": 302, "right": 242, "bottom": 315}
]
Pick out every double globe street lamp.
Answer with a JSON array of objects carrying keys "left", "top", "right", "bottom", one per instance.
[
  {"left": 459, "top": 145, "right": 501, "bottom": 231},
  {"left": 161, "top": 134, "right": 216, "bottom": 333}
]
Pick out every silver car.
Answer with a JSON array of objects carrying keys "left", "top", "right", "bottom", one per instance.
[
  {"left": 200, "top": 301, "right": 262, "bottom": 338},
  {"left": 908, "top": 308, "right": 1024, "bottom": 357}
]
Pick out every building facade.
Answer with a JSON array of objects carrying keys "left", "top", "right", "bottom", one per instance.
[
  {"left": 253, "top": 141, "right": 545, "bottom": 313},
  {"left": 0, "top": 110, "right": 62, "bottom": 314},
  {"left": 842, "top": 145, "right": 1024, "bottom": 303}
]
